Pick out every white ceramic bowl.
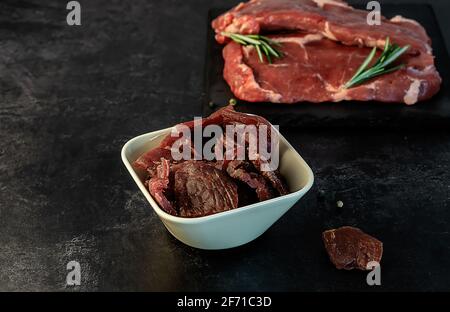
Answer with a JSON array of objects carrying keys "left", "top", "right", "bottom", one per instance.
[{"left": 122, "top": 126, "right": 314, "bottom": 250}]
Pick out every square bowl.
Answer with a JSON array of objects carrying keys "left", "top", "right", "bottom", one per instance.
[{"left": 121, "top": 126, "right": 314, "bottom": 250}]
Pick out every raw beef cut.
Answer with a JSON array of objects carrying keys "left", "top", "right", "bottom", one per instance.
[
  {"left": 212, "top": 0, "right": 431, "bottom": 53},
  {"left": 134, "top": 105, "right": 290, "bottom": 217},
  {"left": 212, "top": 0, "right": 442, "bottom": 105},
  {"left": 222, "top": 33, "right": 441, "bottom": 104}
]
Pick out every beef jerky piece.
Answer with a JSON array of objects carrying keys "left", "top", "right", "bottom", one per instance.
[
  {"left": 251, "top": 157, "right": 289, "bottom": 196},
  {"left": 235, "top": 181, "right": 259, "bottom": 207},
  {"left": 135, "top": 105, "right": 276, "bottom": 169},
  {"left": 134, "top": 106, "right": 229, "bottom": 172},
  {"left": 159, "top": 107, "right": 225, "bottom": 149},
  {"left": 133, "top": 105, "right": 291, "bottom": 216},
  {"left": 218, "top": 105, "right": 276, "bottom": 153},
  {"left": 147, "top": 158, "right": 177, "bottom": 215},
  {"left": 227, "top": 160, "right": 274, "bottom": 201},
  {"left": 174, "top": 161, "right": 239, "bottom": 218},
  {"left": 322, "top": 226, "right": 383, "bottom": 270},
  {"left": 133, "top": 147, "right": 172, "bottom": 173}
]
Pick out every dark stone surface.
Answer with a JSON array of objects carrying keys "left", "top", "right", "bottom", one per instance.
[{"left": 0, "top": 0, "right": 449, "bottom": 291}]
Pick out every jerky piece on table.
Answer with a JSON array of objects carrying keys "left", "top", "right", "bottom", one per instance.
[{"left": 322, "top": 226, "right": 383, "bottom": 271}]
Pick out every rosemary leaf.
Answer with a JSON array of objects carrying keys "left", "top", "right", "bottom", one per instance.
[
  {"left": 260, "top": 35, "right": 282, "bottom": 47},
  {"left": 221, "top": 32, "right": 283, "bottom": 64},
  {"left": 344, "top": 37, "right": 410, "bottom": 89},
  {"left": 378, "top": 45, "right": 410, "bottom": 68},
  {"left": 230, "top": 33, "right": 261, "bottom": 45},
  {"left": 377, "top": 64, "right": 405, "bottom": 75},
  {"left": 376, "top": 37, "right": 391, "bottom": 65},
  {"left": 231, "top": 36, "right": 247, "bottom": 45},
  {"left": 262, "top": 40, "right": 281, "bottom": 58},
  {"left": 347, "top": 46, "right": 377, "bottom": 86},
  {"left": 255, "top": 45, "right": 264, "bottom": 63},
  {"left": 261, "top": 44, "right": 272, "bottom": 63},
  {"left": 266, "top": 51, "right": 272, "bottom": 64},
  {"left": 246, "top": 34, "right": 262, "bottom": 39}
]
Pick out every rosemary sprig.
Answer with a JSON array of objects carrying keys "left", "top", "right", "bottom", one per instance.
[
  {"left": 344, "top": 37, "right": 410, "bottom": 89},
  {"left": 221, "top": 32, "right": 283, "bottom": 64}
]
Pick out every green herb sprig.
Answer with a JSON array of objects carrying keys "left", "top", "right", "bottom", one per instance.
[
  {"left": 221, "top": 32, "right": 283, "bottom": 64},
  {"left": 344, "top": 37, "right": 410, "bottom": 89}
]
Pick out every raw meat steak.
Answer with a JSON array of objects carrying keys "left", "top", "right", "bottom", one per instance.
[
  {"left": 212, "top": 0, "right": 432, "bottom": 54},
  {"left": 213, "top": 0, "right": 442, "bottom": 105},
  {"left": 322, "top": 226, "right": 383, "bottom": 270},
  {"left": 223, "top": 33, "right": 441, "bottom": 104}
]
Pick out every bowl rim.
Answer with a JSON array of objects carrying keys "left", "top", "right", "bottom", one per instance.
[{"left": 121, "top": 127, "right": 314, "bottom": 224}]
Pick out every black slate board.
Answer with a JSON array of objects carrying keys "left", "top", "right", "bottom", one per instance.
[{"left": 203, "top": 4, "right": 450, "bottom": 128}]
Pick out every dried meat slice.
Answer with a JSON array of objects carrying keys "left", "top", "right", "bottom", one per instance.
[
  {"left": 133, "top": 105, "right": 291, "bottom": 218},
  {"left": 134, "top": 147, "right": 173, "bottom": 173},
  {"left": 227, "top": 160, "right": 274, "bottom": 201},
  {"left": 251, "top": 157, "right": 289, "bottom": 196},
  {"left": 147, "top": 158, "right": 177, "bottom": 215},
  {"left": 322, "top": 226, "right": 383, "bottom": 270},
  {"left": 173, "top": 161, "right": 239, "bottom": 217}
]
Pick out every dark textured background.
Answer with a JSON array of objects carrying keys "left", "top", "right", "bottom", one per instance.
[{"left": 0, "top": 0, "right": 449, "bottom": 291}]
